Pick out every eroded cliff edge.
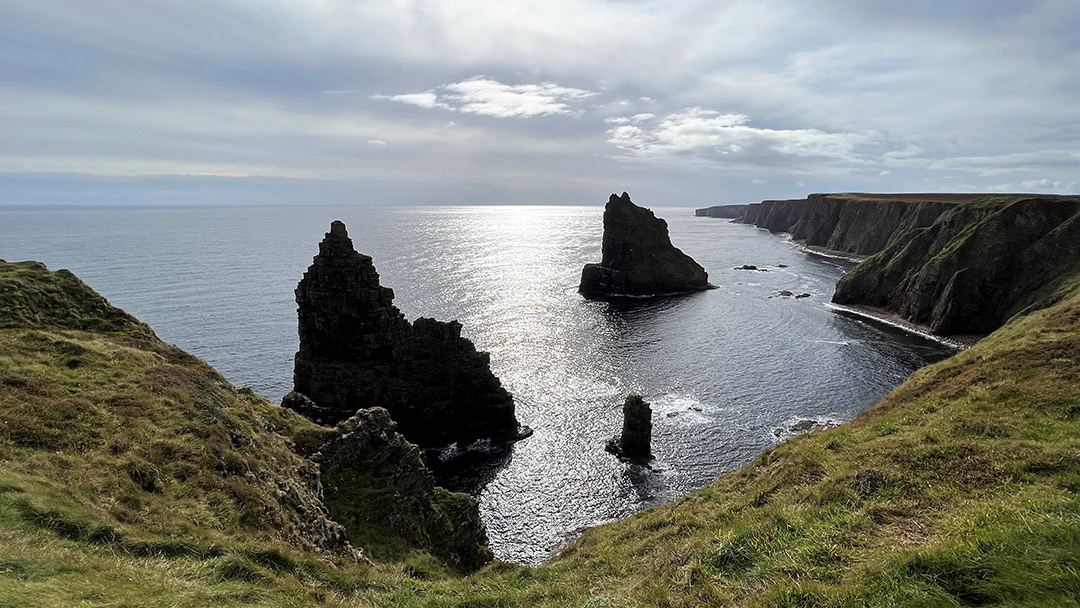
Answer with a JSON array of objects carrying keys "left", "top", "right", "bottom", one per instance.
[
  {"left": 832, "top": 195, "right": 1080, "bottom": 335},
  {"left": 735, "top": 192, "right": 1080, "bottom": 336},
  {"left": 735, "top": 193, "right": 983, "bottom": 256}
]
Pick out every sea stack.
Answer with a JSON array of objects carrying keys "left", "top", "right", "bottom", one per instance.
[
  {"left": 605, "top": 394, "right": 653, "bottom": 461},
  {"left": 288, "top": 220, "right": 527, "bottom": 447},
  {"left": 579, "top": 192, "right": 711, "bottom": 297}
]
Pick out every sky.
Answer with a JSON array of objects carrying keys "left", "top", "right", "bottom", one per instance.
[{"left": 1, "top": 0, "right": 1079, "bottom": 206}]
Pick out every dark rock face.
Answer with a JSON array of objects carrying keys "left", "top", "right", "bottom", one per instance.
[
  {"left": 735, "top": 193, "right": 978, "bottom": 256},
  {"left": 606, "top": 394, "right": 652, "bottom": 460},
  {"left": 316, "top": 407, "right": 492, "bottom": 571},
  {"left": 832, "top": 196, "right": 1080, "bottom": 335},
  {"left": 289, "top": 221, "right": 522, "bottom": 447},
  {"left": 695, "top": 204, "right": 748, "bottom": 218},
  {"left": 580, "top": 193, "right": 711, "bottom": 297}
]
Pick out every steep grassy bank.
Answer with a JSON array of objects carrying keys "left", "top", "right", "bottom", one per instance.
[
  {"left": 2, "top": 258, "right": 1079, "bottom": 607},
  {"left": 0, "top": 260, "right": 487, "bottom": 607},
  {"left": 397, "top": 271, "right": 1080, "bottom": 607}
]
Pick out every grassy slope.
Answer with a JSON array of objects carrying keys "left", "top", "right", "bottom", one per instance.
[
  {"left": 0, "top": 261, "right": 464, "bottom": 607},
  {"left": 2, "top": 259, "right": 1079, "bottom": 607}
]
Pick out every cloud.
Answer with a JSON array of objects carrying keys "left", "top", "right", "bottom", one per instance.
[
  {"left": 2, "top": 1, "right": 1079, "bottom": 203},
  {"left": 984, "top": 178, "right": 1080, "bottom": 194},
  {"left": 606, "top": 108, "right": 877, "bottom": 173},
  {"left": 925, "top": 151, "right": 1080, "bottom": 177},
  {"left": 371, "top": 92, "right": 448, "bottom": 110},
  {"left": 373, "top": 77, "right": 596, "bottom": 118},
  {"left": 367, "top": 139, "right": 387, "bottom": 146},
  {"left": 603, "top": 113, "right": 655, "bottom": 125}
]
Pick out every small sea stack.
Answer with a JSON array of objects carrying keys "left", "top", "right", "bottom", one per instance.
[
  {"left": 579, "top": 192, "right": 711, "bottom": 297},
  {"left": 606, "top": 394, "right": 653, "bottom": 461},
  {"left": 287, "top": 220, "right": 529, "bottom": 448}
]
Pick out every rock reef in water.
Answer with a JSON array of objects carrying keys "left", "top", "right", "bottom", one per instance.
[
  {"left": 288, "top": 220, "right": 525, "bottom": 447},
  {"left": 605, "top": 394, "right": 652, "bottom": 461},
  {"left": 580, "top": 193, "right": 711, "bottom": 297}
]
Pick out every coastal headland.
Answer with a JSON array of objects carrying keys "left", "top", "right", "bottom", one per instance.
[{"left": 1, "top": 192, "right": 1079, "bottom": 606}]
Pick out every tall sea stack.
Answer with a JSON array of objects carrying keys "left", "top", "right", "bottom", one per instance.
[
  {"left": 605, "top": 394, "right": 653, "bottom": 461},
  {"left": 288, "top": 221, "right": 526, "bottom": 447},
  {"left": 580, "top": 192, "right": 711, "bottom": 297}
]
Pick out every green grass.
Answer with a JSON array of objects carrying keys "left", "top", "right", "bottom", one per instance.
[{"left": 2, "top": 258, "right": 1080, "bottom": 606}]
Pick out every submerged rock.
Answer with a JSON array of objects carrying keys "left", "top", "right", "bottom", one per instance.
[
  {"left": 580, "top": 193, "right": 711, "bottom": 297},
  {"left": 606, "top": 394, "right": 653, "bottom": 461},
  {"left": 289, "top": 221, "right": 526, "bottom": 447}
]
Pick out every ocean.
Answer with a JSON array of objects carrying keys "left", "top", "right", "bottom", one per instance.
[{"left": 0, "top": 204, "right": 953, "bottom": 563}]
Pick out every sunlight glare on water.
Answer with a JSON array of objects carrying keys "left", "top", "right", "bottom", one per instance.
[{"left": 0, "top": 203, "right": 953, "bottom": 563}]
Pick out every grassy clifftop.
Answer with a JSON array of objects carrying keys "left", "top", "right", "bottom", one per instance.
[{"left": 1, "top": 258, "right": 1078, "bottom": 606}]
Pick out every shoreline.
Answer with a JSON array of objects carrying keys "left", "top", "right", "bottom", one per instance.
[
  {"left": 827, "top": 303, "right": 983, "bottom": 350},
  {"left": 736, "top": 223, "right": 869, "bottom": 263},
  {"left": 783, "top": 233, "right": 868, "bottom": 263}
]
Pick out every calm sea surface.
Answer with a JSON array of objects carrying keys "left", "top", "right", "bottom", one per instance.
[{"left": 0, "top": 204, "right": 952, "bottom": 563}]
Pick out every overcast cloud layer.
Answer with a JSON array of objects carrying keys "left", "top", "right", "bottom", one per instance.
[{"left": 2, "top": 0, "right": 1078, "bottom": 205}]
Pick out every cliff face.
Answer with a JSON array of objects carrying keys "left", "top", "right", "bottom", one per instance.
[
  {"left": 833, "top": 196, "right": 1080, "bottom": 334},
  {"left": 290, "top": 221, "right": 522, "bottom": 448},
  {"left": 580, "top": 192, "right": 710, "bottom": 296},
  {"left": 695, "top": 204, "right": 748, "bottom": 218},
  {"left": 736, "top": 193, "right": 977, "bottom": 256}
]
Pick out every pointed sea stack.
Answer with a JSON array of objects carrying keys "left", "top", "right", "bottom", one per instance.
[
  {"left": 288, "top": 221, "right": 527, "bottom": 447},
  {"left": 579, "top": 192, "right": 711, "bottom": 297},
  {"left": 605, "top": 394, "right": 653, "bottom": 461}
]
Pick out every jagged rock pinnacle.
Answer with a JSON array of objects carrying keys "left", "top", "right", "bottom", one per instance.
[{"left": 288, "top": 221, "right": 527, "bottom": 447}]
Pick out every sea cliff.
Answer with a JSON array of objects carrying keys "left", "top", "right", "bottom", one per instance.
[
  {"left": 833, "top": 195, "right": 1080, "bottom": 335},
  {"left": 736, "top": 192, "right": 1080, "bottom": 336},
  {"left": 735, "top": 193, "right": 987, "bottom": 256},
  {"left": 694, "top": 204, "right": 748, "bottom": 218}
]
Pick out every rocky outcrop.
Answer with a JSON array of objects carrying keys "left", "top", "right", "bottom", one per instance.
[
  {"left": 735, "top": 193, "right": 986, "bottom": 256},
  {"left": 605, "top": 394, "right": 652, "bottom": 461},
  {"left": 833, "top": 195, "right": 1080, "bottom": 335},
  {"left": 0, "top": 259, "right": 494, "bottom": 572},
  {"left": 580, "top": 193, "right": 711, "bottom": 297},
  {"left": 695, "top": 204, "right": 748, "bottom": 218},
  {"left": 289, "top": 221, "right": 525, "bottom": 447},
  {"left": 316, "top": 407, "right": 492, "bottom": 571}
]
